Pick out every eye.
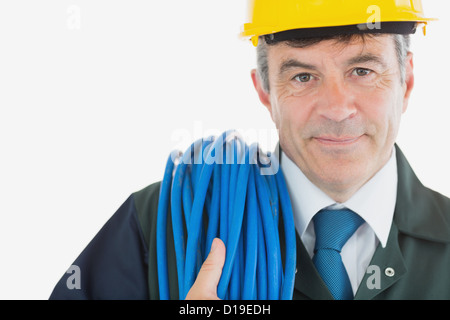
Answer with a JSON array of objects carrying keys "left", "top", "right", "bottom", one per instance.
[
  {"left": 353, "top": 68, "right": 372, "bottom": 77},
  {"left": 293, "top": 73, "right": 312, "bottom": 83}
]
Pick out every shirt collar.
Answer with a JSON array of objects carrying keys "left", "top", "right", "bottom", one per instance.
[{"left": 281, "top": 148, "right": 397, "bottom": 248}]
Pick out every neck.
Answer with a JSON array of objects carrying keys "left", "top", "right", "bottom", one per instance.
[{"left": 312, "top": 180, "right": 365, "bottom": 204}]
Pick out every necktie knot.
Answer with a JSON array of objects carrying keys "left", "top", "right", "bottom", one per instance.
[{"left": 313, "top": 208, "right": 364, "bottom": 253}]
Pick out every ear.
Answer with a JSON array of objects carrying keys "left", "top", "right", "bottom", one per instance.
[
  {"left": 251, "top": 69, "right": 272, "bottom": 112},
  {"left": 402, "top": 52, "right": 414, "bottom": 113}
]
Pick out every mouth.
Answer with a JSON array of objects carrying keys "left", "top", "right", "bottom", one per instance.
[{"left": 313, "top": 135, "right": 363, "bottom": 146}]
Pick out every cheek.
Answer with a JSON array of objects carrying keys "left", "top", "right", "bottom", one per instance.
[
  {"left": 358, "top": 88, "right": 404, "bottom": 142},
  {"left": 272, "top": 95, "right": 315, "bottom": 137}
]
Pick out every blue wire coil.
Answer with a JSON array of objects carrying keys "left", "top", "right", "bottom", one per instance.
[{"left": 156, "top": 130, "right": 297, "bottom": 300}]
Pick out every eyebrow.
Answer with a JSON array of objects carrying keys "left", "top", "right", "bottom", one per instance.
[
  {"left": 278, "top": 53, "right": 387, "bottom": 76},
  {"left": 345, "top": 53, "right": 387, "bottom": 68},
  {"left": 279, "top": 59, "right": 318, "bottom": 75}
]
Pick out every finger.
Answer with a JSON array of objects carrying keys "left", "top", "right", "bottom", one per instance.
[{"left": 185, "top": 238, "right": 226, "bottom": 300}]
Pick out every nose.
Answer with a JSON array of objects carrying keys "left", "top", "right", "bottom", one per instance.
[{"left": 317, "top": 78, "right": 357, "bottom": 123}]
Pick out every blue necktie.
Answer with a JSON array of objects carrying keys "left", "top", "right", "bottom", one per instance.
[{"left": 312, "top": 208, "right": 364, "bottom": 300}]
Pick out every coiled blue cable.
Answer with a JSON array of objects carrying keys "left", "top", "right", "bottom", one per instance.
[{"left": 156, "top": 130, "right": 296, "bottom": 300}]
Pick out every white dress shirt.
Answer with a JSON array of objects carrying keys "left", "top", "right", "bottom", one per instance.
[{"left": 280, "top": 148, "right": 398, "bottom": 295}]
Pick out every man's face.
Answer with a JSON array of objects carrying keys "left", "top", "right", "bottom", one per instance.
[{"left": 252, "top": 35, "right": 414, "bottom": 202}]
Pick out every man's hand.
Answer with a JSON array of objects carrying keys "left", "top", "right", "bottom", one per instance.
[{"left": 185, "top": 238, "right": 226, "bottom": 300}]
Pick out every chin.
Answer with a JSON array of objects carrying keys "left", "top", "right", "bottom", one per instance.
[{"left": 315, "top": 159, "right": 370, "bottom": 190}]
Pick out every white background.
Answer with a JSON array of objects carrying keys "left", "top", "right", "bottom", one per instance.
[{"left": 0, "top": 1, "right": 448, "bottom": 300}]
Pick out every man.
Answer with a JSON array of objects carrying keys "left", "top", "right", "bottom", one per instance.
[{"left": 50, "top": 0, "right": 450, "bottom": 300}]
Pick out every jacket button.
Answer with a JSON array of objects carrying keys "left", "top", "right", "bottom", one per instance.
[{"left": 385, "top": 267, "right": 395, "bottom": 277}]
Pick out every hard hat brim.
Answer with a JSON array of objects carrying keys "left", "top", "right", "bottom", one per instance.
[{"left": 261, "top": 21, "right": 419, "bottom": 45}]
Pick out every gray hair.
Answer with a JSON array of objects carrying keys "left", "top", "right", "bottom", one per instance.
[{"left": 256, "top": 33, "right": 411, "bottom": 93}]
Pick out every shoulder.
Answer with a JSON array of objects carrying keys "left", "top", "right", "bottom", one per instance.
[
  {"left": 424, "top": 183, "right": 450, "bottom": 206},
  {"left": 132, "top": 181, "right": 162, "bottom": 246},
  {"left": 394, "top": 145, "right": 450, "bottom": 242},
  {"left": 396, "top": 143, "right": 450, "bottom": 216},
  {"left": 422, "top": 185, "right": 450, "bottom": 225}
]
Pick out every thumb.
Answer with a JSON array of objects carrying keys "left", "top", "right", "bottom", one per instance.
[{"left": 185, "top": 238, "right": 226, "bottom": 300}]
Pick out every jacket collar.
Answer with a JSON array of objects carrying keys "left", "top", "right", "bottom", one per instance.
[{"left": 393, "top": 144, "right": 450, "bottom": 243}]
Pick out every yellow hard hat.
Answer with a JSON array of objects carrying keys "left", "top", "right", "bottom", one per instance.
[{"left": 241, "top": 0, "right": 436, "bottom": 46}]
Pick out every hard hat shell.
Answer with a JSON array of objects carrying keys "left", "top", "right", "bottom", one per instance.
[{"left": 241, "top": 0, "right": 436, "bottom": 46}]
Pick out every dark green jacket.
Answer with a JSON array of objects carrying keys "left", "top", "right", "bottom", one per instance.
[{"left": 50, "top": 145, "right": 450, "bottom": 299}]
